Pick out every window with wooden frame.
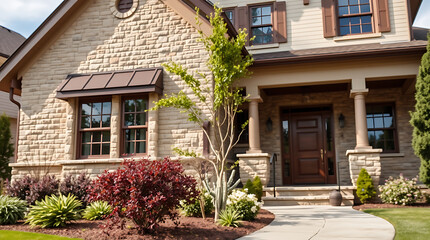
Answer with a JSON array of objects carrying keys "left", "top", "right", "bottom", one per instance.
[
  {"left": 321, "top": 0, "right": 390, "bottom": 38},
  {"left": 79, "top": 99, "right": 112, "bottom": 158},
  {"left": 224, "top": 9, "right": 235, "bottom": 25},
  {"left": 338, "top": 0, "right": 373, "bottom": 35},
  {"left": 366, "top": 103, "right": 398, "bottom": 152},
  {"left": 122, "top": 97, "right": 148, "bottom": 156},
  {"left": 250, "top": 5, "right": 274, "bottom": 45}
]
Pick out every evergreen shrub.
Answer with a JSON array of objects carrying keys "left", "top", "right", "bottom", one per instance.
[{"left": 356, "top": 168, "right": 376, "bottom": 203}]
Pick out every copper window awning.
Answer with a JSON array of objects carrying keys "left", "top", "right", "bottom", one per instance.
[{"left": 55, "top": 68, "right": 163, "bottom": 99}]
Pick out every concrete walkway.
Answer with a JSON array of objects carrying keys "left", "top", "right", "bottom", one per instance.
[{"left": 238, "top": 206, "right": 395, "bottom": 240}]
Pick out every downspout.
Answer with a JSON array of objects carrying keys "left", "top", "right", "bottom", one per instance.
[{"left": 9, "top": 78, "right": 21, "bottom": 163}]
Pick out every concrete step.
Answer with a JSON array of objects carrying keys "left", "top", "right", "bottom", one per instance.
[{"left": 262, "top": 185, "right": 356, "bottom": 206}]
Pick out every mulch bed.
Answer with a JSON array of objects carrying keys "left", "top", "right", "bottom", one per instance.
[
  {"left": 0, "top": 209, "right": 274, "bottom": 240},
  {"left": 353, "top": 202, "right": 430, "bottom": 211}
]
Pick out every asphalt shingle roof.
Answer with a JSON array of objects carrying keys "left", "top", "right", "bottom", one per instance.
[{"left": 0, "top": 26, "right": 26, "bottom": 58}]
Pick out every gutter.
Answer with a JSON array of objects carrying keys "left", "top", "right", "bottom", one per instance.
[{"left": 9, "top": 78, "right": 21, "bottom": 163}]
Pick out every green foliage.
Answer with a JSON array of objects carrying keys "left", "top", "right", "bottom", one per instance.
[
  {"left": 0, "top": 230, "right": 82, "bottom": 240},
  {"left": 26, "top": 194, "right": 82, "bottom": 228},
  {"left": 0, "top": 195, "right": 27, "bottom": 224},
  {"left": 379, "top": 175, "right": 421, "bottom": 205},
  {"left": 179, "top": 191, "right": 213, "bottom": 217},
  {"left": 0, "top": 114, "right": 13, "bottom": 181},
  {"left": 216, "top": 208, "right": 242, "bottom": 227},
  {"left": 243, "top": 176, "right": 263, "bottom": 201},
  {"left": 411, "top": 34, "right": 430, "bottom": 186},
  {"left": 227, "top": 189, "right": 261, "bottom": 221},
  {"left": 356, "top": 168, "right": 376, "bottom": 203},
  {"left": 243, "top": 179, "right": 255, "bottom": 195},
  {"left": 83, "top": 201, "right": 112, "bottom": 221}
]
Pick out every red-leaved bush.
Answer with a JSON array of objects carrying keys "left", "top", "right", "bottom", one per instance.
[{"left": 88, "top": 157, "right": 199, "bottom": 233}]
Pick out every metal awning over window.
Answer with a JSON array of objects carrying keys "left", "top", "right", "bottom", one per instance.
[{"left": 55, "top": 68, "right": 163, "bottom": 99}]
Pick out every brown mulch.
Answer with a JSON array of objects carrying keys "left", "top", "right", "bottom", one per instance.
[
  {"left": 353, "top": 202, "right": 430, "bottom": 211},
  {"left": 0, "top": 209, "right": 274, "bottom": 240}
]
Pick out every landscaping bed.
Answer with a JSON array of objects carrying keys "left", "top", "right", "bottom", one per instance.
[{"left": 0, "top": 209, "right": 274, "bottom": 240}]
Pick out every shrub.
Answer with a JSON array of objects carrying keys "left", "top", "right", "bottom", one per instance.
[
  {"left": 226, "top": 189, "right": 262, "bottom": 221},
  {"left": 0, "top": 195, "right": 27, "bottom": 224},
  {"left": 356, "top": 168, "right": 376, "bottom": 203},
  {"left": 243, "top": 179, "right": 255, "bottom": 196},
  {"left": 179, "top": 191, "right": 213, "bottom": 217},
  {"left": 60, "top": 172, "right": 91, "bottom": 206},
  {"left": 0, "top": 114, "right": 13, "bottom": 181},
  {"left": 26, "top": 194, "right": 82, "bottom": 228},
  {"left": 83, "top": 201, "right": 112, "bottom": 221},
  {"left": 6, "top": 175, "right": 59, "bottom": 205},
  {"left": 88, "top": 158, "right": 199, "bottom": 233},
  {"left": 379, "top": 174, "right": 421, "bottom": 205},
  {"left": 243, "top": 176, "right": 263, "bottom": 202},
  {"left": 217, "top": 208, "right": 242, "bottom": 227}
]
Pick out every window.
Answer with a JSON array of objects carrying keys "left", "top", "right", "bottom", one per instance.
[
  {"left": 79, "top": 100, "right": 112, "bottom": 158},
  {"left": 338, "top": 0, "right": 372, "bottom": 36},
  {"left": 250, "top": 5, "right": 273, "bottom": 44},
  {"left": 366, "top": 104, "right": 397, "bottom": 152},
  {"left": 122, "top": 97, "right": 148, "bottom": 156},
  {"left": 117, "top": 0, "right": 133, "bottom": 13},
  {"left": 225, "top": 9, "right": 234, "bottom": 25}
]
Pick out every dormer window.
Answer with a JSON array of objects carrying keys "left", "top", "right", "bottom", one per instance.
[
  {"left": 251, "top": 5, "right": 273, "bottom": 44},
  {"left": 338, "top": 0, "right": 373, "bottom": 36}
]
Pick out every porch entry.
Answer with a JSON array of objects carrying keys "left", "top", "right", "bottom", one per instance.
[{"left": 281, "top": 106, "right": 336, "bottom": 185}]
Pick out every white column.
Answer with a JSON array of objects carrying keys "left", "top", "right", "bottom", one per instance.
[
  {"left": 247, "top": 98, "right": 262, "bottom": 153},
  {"left": 350, "top": 89, "right": 371, "bottom": 149}
]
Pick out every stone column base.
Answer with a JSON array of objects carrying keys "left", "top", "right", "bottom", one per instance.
[
  {"left": 346, "top": 148, "right": 382, "bottom": 186},
  {"left": 237, "top": 153, "right": 270, "bottom": 186}
]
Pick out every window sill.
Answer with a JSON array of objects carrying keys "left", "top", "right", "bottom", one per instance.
[
  {"left": 248, "top": 43, "right": 280, "bottom": 50},
  {"left": 380, "top": 153, "right": 405, "bottom": 158},
  {"left": 333, "top": 32, "right": 382, "bottom": 42}
]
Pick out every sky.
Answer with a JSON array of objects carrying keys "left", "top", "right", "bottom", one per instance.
[{"left": 0, "top": 0, "right": 429, "bottom": 38}]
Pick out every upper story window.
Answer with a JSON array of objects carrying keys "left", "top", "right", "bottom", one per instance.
[
  {"left": 366, "top": 103, "right": 398, "bottom": 152},
  {"left": 79, "top": 100, "right": 112, "bottom": 158},
  {"left": 225, "top": 9, "right": 234, "bottom": 25},
  {"left": 338, "top": 0, "right": 373, "bottom": 36},
  {"left": 250, "top": 5, "right": 273, "bottom": 44},
  {"left": 122, "top": 97, "right": 148, "bottom": 156}
]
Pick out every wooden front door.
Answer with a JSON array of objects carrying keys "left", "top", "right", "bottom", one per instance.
[{"left": 281, "top": 108, "right": 336, "bottom": 185}]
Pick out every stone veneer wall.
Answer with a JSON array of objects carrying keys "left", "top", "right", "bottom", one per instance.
[
  {"left": 256, "top": 87, "right": 419, "bottom": 186},
  {"left": 13, "top": 0, "right": 211, "bottom": 180}
]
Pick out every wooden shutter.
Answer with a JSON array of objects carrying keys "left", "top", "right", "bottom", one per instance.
[
  {"left": 274, "top": 1, "right": 287, "bottom": 43},
  {"left": 321, "top": 0, "right": 337, "bottom": 38},
  {"left": 375, "top": 0, "right": 391, "bottom": 32},
  {"left": 237, "top": 6, "right": 250, "bottom": 45}
]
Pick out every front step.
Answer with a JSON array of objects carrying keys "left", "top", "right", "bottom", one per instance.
[{"left": 262, "top": 185, "right": 355, "bottom": 206}]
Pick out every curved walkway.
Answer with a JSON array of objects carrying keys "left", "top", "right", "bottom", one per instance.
[{"left": 239, "top": 206, "right": 395, "bottom": 240}]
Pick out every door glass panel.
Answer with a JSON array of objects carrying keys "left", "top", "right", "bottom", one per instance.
[
  {"left": 327, "top": 157, "right": 335, "bottom": 175},
  {"left": 284, "top": 160, "right": 290, "bottom": 177},
  {"left": 325, "top": 117, "right": 333, "bottom": 151},
  {"left": 282, "top": 120, "right": 289, "bottom": 154}
]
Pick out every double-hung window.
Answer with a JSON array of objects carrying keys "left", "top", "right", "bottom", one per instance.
[
  {"left": 79, "top": 100, "right": 112, "bottom": 158},
  {"left": 338, "top": 0, "right": 373, "bottom": 36},
  {"left": 250, "top": 5, "right": 273, "bottom": 45},
  {"left": 122, "top": 97, "right": 148, "bottom": 156},
  {"left": 224, "top": 9, "right": 234, "bottom": 25},
  {"left": 366, "top": 103, "right": 398, "bottom": 152}
]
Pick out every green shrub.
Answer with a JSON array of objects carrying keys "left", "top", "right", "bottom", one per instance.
[
  {"left": 243, "top": 176, "right": 263, "bottom": 201},
  {"left": 26, "top": 194, "right": 82, "bottom": 228},
  {"left": 0, "top": 195, "right": 27, "bottom": 224},
  {"left": 379, "top": 175, "right": 421, "bottom": 205},
  {"left": 227, "top": 189, "right": 262, "bottom": 221},
  {"left": 179, "top": 191, "right": 213, "bottom": 217},
  {"left": 356, "top": 168, "right": 376, "bottom": 203},
  {"left": 83, "top": 201, "right": 112, "bottom": 220},
  {"left": 0, "top": 114, "right": 13, "bottom": 181},
  {"left": 217, "top": 208, "right": 242, "bottom": 227}
]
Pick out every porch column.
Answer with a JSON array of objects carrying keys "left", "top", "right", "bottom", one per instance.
[
  {"left": 248, "top": 98, "right": 262, "bottom": 153},
  {"left": 350, "top": 89, "right": 371, "bottom": 149}
]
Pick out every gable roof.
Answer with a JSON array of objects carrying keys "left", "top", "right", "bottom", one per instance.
[
  {"left": 0, "top": 0, "right": 239, "bottom": 95},
  {"left": 0, "top": 26, "right": 26, "bottom": 58}
]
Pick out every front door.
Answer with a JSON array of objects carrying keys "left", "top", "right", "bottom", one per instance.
[{"left": 281, "top": 108, "right": 336, "bottom": 185}]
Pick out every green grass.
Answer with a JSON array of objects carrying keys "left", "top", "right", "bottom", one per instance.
[
  {"left": 364, "top": 208, "right": 430, "bottom": 240},
  {"left": 0, "top": 230, "right": 82, "bottom": 240}
]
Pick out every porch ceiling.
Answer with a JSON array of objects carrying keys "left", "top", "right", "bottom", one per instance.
[{"left": 262, "top": 83, "right": 349, "bottom": 96}]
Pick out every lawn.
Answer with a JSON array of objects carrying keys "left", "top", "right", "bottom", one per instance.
[
  {"left": 0, "top": 230, "right": 82, "bottom": 240},
  {"left": 364, "top": 208, "right": 430, "bottom": 240}
]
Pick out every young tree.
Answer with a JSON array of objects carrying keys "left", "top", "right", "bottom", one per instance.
[
  {"left": 150, "top": 6, "right": 253, "bottom": 220},
  {"left": 0, "top": 113, "right": 13, "bottom": 181},
  {"left": 411, "top": 33, "right": 430, "bottom": 186}
]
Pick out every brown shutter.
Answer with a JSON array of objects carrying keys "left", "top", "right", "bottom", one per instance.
[
  {"left": 375, "top": 0, "right": 391, "bottom": 32},
  {"left": 237, "top": 6, "right": 250, "bottom": 45},
  {"left": 233, "top": 7, "right": 239, "bottom": 30},
  {"left": 321, "top": 0, "right": 337, "bottom": 38},
  {"left": 274, "top": 2, "right": 287, "bottom": 43}
]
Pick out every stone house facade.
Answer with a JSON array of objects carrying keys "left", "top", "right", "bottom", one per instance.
[{"left": 0, "top": 0, "right": 427, "bottom": 191}]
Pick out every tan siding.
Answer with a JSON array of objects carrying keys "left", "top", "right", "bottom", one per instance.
[
  {"left": 219, "top": 0, "right": 411, "bottom": 54},
  {"left": 0, "top": 91, "right": 19, "bottom": 118}
]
